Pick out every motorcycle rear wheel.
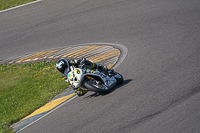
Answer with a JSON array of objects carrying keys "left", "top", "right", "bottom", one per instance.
[{"left": 84, "top": 79, "right": 110, "bottom": 94}]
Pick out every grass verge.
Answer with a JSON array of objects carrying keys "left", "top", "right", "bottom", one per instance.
[
  {"left": 0, "top": 0, "right": 36, "bottom": 11},
  {"left": 0, "top": 61, "right": 69, "bottom": 133}
]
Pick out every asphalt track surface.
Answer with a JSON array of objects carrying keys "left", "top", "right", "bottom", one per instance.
[{"left": 1, "top": 0, "right": 200, "bottom": 132}]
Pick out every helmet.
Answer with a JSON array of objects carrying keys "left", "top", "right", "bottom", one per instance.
[{"left": 56, "top": 58, "right": 69, "bottom": 74}]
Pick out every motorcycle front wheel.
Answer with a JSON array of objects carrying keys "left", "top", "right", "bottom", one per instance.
[
  {"left": 84, "top": 79, "right": 110, "bottom": 94},
  {"left": 112, "top": 72, "right": 123, "bottom": 85}
]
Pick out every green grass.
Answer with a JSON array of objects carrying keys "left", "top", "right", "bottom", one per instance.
[
  {"left": 0, "top": 0, "right": 36, "bottom": 11},
  {"left": 0, "top": 61, "right": 69, "bottom": 133}
]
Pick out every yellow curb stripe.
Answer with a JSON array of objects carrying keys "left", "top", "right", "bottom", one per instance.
[
  {"left": 107, "top": 64, "right": 114, "bottom": 69},
  {"left": 74, "top": 45, "right": 105, "bottom": 57},
  {"left": 22, "top": 93, "right": 76, "bottom": 120},
  {"left": 16, "top": 49, "right": 59, "bottom": 63},
  {"left": 69, "top": 45, "right": 98, "bottom": 57},
  {"left": 62, "top": 45, "right": 93, "bottom": 57},
  {"left": 29, "top": 49, "right": 59, "bottom": 59},
  {"left": 88, "top": 49, "right": 120, "bottom": 63}
]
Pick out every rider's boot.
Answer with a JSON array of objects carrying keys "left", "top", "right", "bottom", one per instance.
[{"left": 76, "top": 88, "right": 88, "bottom": 97}]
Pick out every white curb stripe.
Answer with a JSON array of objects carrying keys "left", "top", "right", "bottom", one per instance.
[{"left": 0, "top": 0, "right": 42, "bottom": 13}]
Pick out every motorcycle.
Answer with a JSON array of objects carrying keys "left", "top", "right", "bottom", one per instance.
[{"left": 66, "top": 64, "right": 123, "bottom": 95}]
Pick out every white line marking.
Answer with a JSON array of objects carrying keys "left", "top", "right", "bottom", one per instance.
[
  {"left": 0, "top": 0, "right": 42, "bottom": 13},
  {"left": 16, "top": 95, "right": 77, "bottom": 133}
]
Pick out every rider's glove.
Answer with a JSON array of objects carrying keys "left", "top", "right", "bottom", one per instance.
[
  {"left": 80, "top": 58, "right": 95, "bottom": 69},
  {"left": 103, "top": 66, "right": 108, "bottom": 71},
  {"left": 80, "top": 58, "right": 86, "bottom": 65},
  {"left": 97, "top": 65, "right": 108, "bottom": 71}
]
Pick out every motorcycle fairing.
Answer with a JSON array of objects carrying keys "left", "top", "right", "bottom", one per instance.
[{"left": 67, "top": 66, "right": 116, "bottom": 89}]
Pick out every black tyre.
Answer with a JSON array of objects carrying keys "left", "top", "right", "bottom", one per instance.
[
  {"left": 113, "top": 72, "right": 123, "bottom": 85},
  {"left": 84, "top": 79, "right": 110, "bottom": 94}
]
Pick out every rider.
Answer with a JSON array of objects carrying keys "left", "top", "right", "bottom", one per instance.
[{"left": 56, "top": 58, "right": 107, "bottom": 96}]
